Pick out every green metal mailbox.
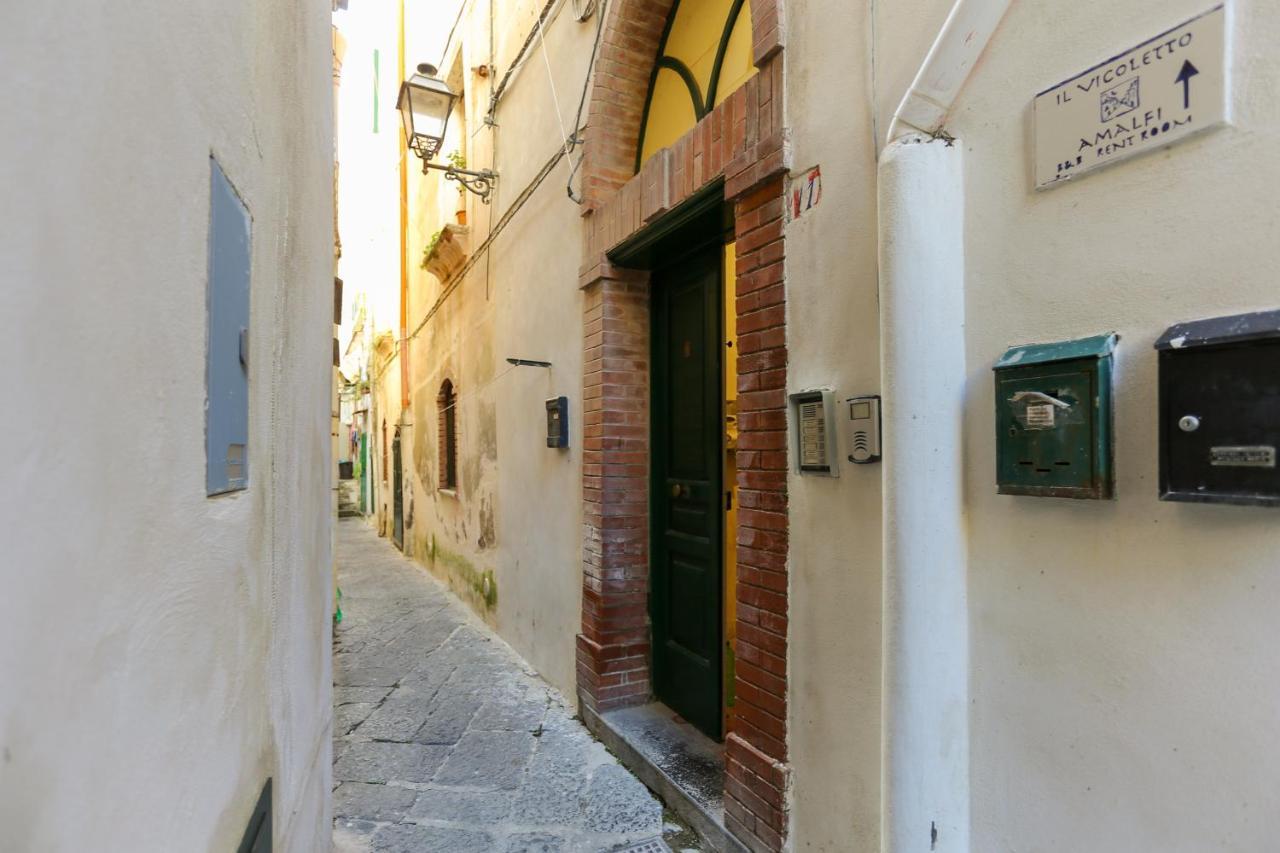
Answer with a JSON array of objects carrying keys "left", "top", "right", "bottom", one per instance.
[{"left": 993, "top": 333, "right": 1117, "bottom": 500}]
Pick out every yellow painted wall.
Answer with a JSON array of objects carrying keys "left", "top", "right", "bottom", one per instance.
[
  {"left": 712, "top": 9, "right": 754, "bottom": 107},
  {"left": 723, "top": 240, "right": 738, "bottom": 734},
  {"left": 639, "top": 68, "right": 700, "bottom": 164},
  {"left": 664, "top": 0, "right": 738, "bottom": 95},
  {"left": 638, "top": 0, "right": 756, "bottom": 166}
]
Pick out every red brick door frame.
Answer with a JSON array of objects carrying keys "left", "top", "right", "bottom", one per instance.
[{"left": 576, "top": 2, "right": 790, "bottom": 850}]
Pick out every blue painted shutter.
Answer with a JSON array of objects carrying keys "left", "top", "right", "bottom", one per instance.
[{"left": 206, "top": 158, "right": 251, "bottom": 495}]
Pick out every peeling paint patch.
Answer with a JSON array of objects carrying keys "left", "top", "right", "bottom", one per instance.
[
  {"left": 411, "top": 394, "right": 434, "bottom": 486},
  {"left": 478, "top": 494, "right": 496, "bottom": 550},
  {"left": 478, "top": 401, "right": 498, "bottom": 463}
]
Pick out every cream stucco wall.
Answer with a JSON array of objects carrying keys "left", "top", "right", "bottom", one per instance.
[
  {"left": 782, "top": 0, "right": 886, "bottom": 849},
  {"left": 0, "top": 2, "right": 334, "bottom": 850},
  {"left": 954, "top": 1, "right": 1280, "bottom": 849},
  {"left": 785, "top": 0, "right": 1280, "bottom": 849},
  {"left": 390, "top": 0, "right": 595, "bottom": 700}
]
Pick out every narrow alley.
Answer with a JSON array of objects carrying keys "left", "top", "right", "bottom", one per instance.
[
  {"left": 331, "top": 519, "right": 696, "bottom": 853},
  {"left": 10, "top": 0, "right": 1280, "bottom": 850}
]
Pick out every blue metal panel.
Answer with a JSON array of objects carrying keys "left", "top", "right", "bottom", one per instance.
[{"left": 207, "top": 158, "right": 251, "bottom": 495}]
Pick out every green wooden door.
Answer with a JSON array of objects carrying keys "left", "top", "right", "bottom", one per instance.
[{"left": 651, "top": 244, "right": 723, "bottom": 739}]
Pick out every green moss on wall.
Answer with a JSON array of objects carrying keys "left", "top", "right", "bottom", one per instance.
[{"left": 426, "top": 535, "right": 498, "bottom": 612}]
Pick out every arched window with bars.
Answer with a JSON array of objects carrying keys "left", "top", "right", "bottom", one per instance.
[{"left": 437, "top": 379, "right": 458, "bottom": 490}]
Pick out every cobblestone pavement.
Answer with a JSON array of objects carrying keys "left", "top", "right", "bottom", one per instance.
[{"left": 332, "top": 519, "right": 682, "bottom": 853}]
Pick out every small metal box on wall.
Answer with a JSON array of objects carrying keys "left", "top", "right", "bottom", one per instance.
[
  {"left": 546, "top": 396, "right": 569, "bottom": 449},
  {"left": 207, "top": 158, "right": 251, "bottom": 496},
  {"left": 1155, "top": 309, "right": 1280, "bottom": 506},
  {"left": 993, "top": 333, "right": 1116, "bottom": 499}
]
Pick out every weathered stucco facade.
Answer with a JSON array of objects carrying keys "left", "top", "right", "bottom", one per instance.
[
  {"left": 375, "top": 0, "right": 599, "bottom": 703},
  {"left": 358, "top": 0, "right": 1280, "bottom": 850},
  {"left": 0, "top": 1, "right": 335, "bottom": 850}
]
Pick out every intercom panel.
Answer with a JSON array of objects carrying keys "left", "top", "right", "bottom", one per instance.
[
  {"left": 790, "top": 389, "right": 839, "bottom": 476},
  {"left": 846, "top": 396, "right": 882, "bottom": 464}
]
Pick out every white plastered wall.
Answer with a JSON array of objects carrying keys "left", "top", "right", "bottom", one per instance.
[
  {"left": 951, "top": 0, "right": 1280, "bottom": 848},
  {"left": 786, "top": 0, "right": 1280, "bottom": 849},
  {"left": 781, "top": 0, "right": 888, "bottom": 848},
  {"left": 0, "top": 2, "right": 334, "bottom": 850}
]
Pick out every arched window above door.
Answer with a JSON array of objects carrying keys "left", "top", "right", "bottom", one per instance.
[{"left": 636, "top": 0, "right": 756, "bottom": 171}]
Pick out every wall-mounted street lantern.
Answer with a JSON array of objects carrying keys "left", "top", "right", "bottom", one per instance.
[{"left": 397, "top": 63, "right": 496, "bottom": 203}]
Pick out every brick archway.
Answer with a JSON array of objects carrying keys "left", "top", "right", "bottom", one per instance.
[
  {"left": 580, "top": 0, "right": 787, "bottom": 211},
  {"left": 576, "top": 2, "right": 790, "bottom": 850}
]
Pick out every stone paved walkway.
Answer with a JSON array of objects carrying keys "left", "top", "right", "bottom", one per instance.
[{"left": 331, "top": 519, "right": 677, "bottom": 853}]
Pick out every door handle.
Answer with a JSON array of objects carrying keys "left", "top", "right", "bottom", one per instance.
[{"left": 671, "top": 483, "right": 684, "bottom": 499}]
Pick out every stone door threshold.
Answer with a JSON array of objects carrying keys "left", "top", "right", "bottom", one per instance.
[{"left": 581, "top": 701, "right": 749, "bottom": 853}]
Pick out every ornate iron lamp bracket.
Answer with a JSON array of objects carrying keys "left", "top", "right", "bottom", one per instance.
[{"left": 424, "top": 162, "right": 497, "bottom": 204}]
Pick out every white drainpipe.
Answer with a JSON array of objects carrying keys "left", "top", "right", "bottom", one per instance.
[
  {"left": 885, "top": 0, "right": 1014, "bottom": 145},
  {"left": 878, "top": 2, "right": 1012, "bottom": 852}
]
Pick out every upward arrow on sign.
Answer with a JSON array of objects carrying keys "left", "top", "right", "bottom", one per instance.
[{"left": 1175, "top": 59, "right": 1200, "bottom": 109}]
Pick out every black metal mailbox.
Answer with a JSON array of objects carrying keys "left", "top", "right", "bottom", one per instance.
[
  {"left": 546, "top": 396, "right": 569, "bottom": 449},
  {"left": 1155, "top": 309, "right": 1280, "bottom": 506}
]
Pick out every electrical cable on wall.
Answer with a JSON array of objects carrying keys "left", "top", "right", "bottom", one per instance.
[
  {"left": 456, "top": 0, "right": 608, "bottom": 200},
  {"left": 432, "top": 361, "right": 522, "bottom": 415},
  {"left": 406, "top": 136, "right": 574, "bottom": 344},
  {"left": 535, "top": 0, "right": 578, "bottom": 201},
  {"left": 485, "top": 0, "right": 568, "bottom": 123},
  {"left": 400, "top": 0, "right": 609, "bottom": 343},
  {"left": 564, "top": 0, "right": 608, "bottom": 201},
  {"left": 501, "top": 0, "right": 570, "bottom": 85},
  {"left": 439, "top": 0, "right": 469, "bottom": 71}
]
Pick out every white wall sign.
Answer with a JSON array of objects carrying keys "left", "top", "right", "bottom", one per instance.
[{"left": 1033, "top": 5, "right": 1228, "bottom": 190}]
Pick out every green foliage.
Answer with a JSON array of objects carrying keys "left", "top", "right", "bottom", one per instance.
[{"left": 420, "top": 229, "right": 443, "bottom": 269}]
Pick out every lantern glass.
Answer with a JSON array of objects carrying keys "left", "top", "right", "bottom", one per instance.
[{"left": 397, "top": 71, "right": 457, "bottom": 161}]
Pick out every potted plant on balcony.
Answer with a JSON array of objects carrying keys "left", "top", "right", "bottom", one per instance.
[{"left": 447, "top": 151, "right": 468, "bottom": 225}]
